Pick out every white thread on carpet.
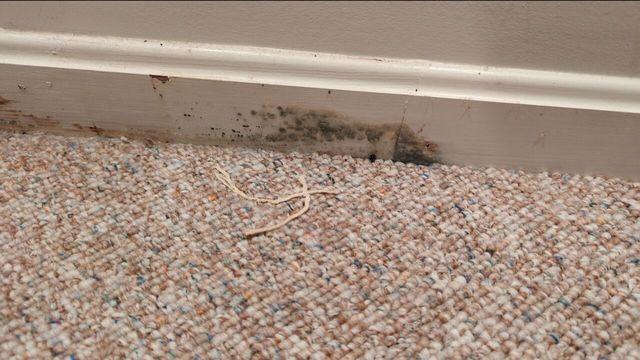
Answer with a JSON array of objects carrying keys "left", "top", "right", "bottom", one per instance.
[{"left": 213, "top": 165, "right": 339, "bottom": 236}]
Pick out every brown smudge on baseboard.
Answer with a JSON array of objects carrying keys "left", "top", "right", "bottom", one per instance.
[
  {"left": 88, "top": 125, "right": 105, "bottom": 136},
  {"left": 0, "top": 96, "right": 11, "bottom": 106},
  {"left": 0, "top": 108, "right": 60, "bottom": 129},
  {"left": 149, "top": 75, "right": 170, "bottom": 83},
  {"left": 2, "top": 119, "right": 173, "bottom": 146},
  {"left": 22, "top": 113, "right": 60, "bottom": 127},
  {"left": 1, "top": 109, "right": 20, "bottom": 120},
  {"left": 149, "top": 76, "right": 169, "bottom": 97}
]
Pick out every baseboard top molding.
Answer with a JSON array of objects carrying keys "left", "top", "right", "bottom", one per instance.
[{"left": 1, "top": 28, "right": 640, "bottom": 114}]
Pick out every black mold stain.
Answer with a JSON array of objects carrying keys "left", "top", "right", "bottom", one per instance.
[
  {"left": 392, "top": 125, "right": 439, "bottom": 164},
  {"left": 250, "top": 105, "right": 439, "bottom": 164},
  {"left": 365, "top": 128, "right": 384, "bottom": 143},
  {"left": 258, "top": 106, "right": 382, "bottom": 142}
]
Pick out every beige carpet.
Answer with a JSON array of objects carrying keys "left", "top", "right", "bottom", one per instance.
[{"left": 1, "top": 131, "right": 639, "bottom": 359}]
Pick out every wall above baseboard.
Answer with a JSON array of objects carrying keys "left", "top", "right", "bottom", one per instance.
[
  {"left": 1, "top": 29, "right": 640, "bottom": 179},
  {"left": 2, "top": 2, "right": 639, "bottom": 77}
]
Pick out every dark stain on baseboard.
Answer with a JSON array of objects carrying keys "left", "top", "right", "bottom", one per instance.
[
  {"left": 260, "top": 106, "right": 397, "bottom": 143},
  {"left": 0, "top": 106, "right": 60, "bottom": 131},
  {"left": 250, "top": 105, "right": 439, "bottom": 164},
  {"left": 0, "top": 97, "right": 439, "bottom": 165},
  {"left": 393, "top": 124, "right": 439, "bottom": 164},
  {"left": 149, "top": 75, "right": 170, "bottom": 83},
  {"left": 21, "top": 113, "right": 60, "bottom": 127}
]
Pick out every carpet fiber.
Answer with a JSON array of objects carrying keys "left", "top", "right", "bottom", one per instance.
[{"left": 1, "top": 131, "right": 639, "bottom": 359}]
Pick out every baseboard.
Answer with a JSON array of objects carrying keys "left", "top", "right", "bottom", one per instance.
[{"left": 1, "top": 29, "right": 640, "bottom": 179}]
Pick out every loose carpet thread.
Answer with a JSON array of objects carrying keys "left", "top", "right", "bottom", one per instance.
[{"left": 213, "top": 165, "right": 339, "bottom": 236}]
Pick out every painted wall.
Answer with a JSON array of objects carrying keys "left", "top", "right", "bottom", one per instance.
[{"left": 1, "top": 1, "right": 639, "bottom": 77}]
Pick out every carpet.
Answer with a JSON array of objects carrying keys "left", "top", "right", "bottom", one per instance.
[{"left": 1, "top": 131, "right": 639, "bottom": 359}]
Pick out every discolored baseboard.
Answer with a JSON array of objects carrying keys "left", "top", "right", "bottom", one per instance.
[{"left": 1, "top": 29, "right": 640, "bottom": 179}]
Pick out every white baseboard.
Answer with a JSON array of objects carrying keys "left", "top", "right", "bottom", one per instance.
[
  {"left": 1, "top": 29, "right": 640, "bottom": 179},
  {"left": 2, "top": 29, "right": 639, "bottom": 114}
]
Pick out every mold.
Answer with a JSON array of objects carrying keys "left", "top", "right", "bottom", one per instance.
[
  {"left": 0, "top": 99, "right": 438, "bottom": 166},
  {"left": 251, "top": 105, "right": 439, "bottom": 165},
  {"left": 257, "top": 106, "right": 391, "bottom": 143},
  {"left": 392, "top": 125, "right": 439, "bottom": 164},
  {"left": 149, "top": 75, "right": 170, "bottom": 83},
  {"left": 365, "top": 129, "right": 385, "bottom": 143}
]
